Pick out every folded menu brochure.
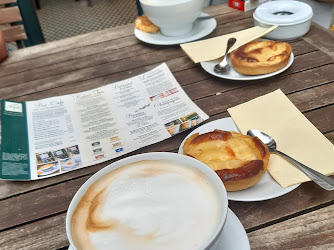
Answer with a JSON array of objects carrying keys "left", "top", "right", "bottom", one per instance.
[
  {"left": 0, "top": 63, "right": 209, "bottom": 180},
  {"left": 180, "top": 26, "right": 277, "bottom": 63},
  {"left": 227, "top": 89, "right": 334, "bottom": 188}
]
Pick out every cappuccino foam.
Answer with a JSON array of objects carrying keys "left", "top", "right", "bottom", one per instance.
[{"left": 71, "top": 160, "right": 221, "bottom": 250}]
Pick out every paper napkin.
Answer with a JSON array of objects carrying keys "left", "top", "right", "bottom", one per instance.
[
  {"left": 180, "top": 26, "right": 277, "bottom": 63},
  {"left": 227, "top": 89, "right": 334, "bottom": 188}
]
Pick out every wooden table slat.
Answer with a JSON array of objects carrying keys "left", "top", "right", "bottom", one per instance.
[
  {"left": 0, "top": 213, "right": 68, "bottom": 250},
  {"left": 247, "top": 204, "right": 334, "bottom": 249},
  {"left": 1, "top": 42, "right": 331, "bottom": 102}
]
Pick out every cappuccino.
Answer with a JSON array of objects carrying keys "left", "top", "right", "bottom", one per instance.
[{"left": 71, "top": 160, "right": 221, "bottom": 250}]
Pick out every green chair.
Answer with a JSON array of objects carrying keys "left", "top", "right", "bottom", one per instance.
[
  {"left": 136, "top": 0, "right": 143, "bottom": 16},
  {"left": 17, "top": 0, "right": 45, "bottom": 46}
]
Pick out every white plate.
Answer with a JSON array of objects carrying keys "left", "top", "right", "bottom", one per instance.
[
  {"left": 210, "top": 208, "right": 250, "bottom": 250},
  {"left": 134, "top": 13, "right": 217, "bottom": 45},
  {"left": 178, "top": 117, "right": 300, "bottom": 201},
  {"left": 200, "top": 52, "right": 294, "bottom": 80},
  {"left": 68, "top": 208, "right": 248, "bottom": 250}
]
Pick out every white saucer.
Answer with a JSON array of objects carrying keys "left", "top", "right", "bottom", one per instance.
[
  {"left": 68, "top": 208, "right": 249, "bottom": 250},
  {"left": 200, "top": 52, "right": 294, "bottom": 80},
  {"left": 210, "top": 208, "right": 250, "bottom": 250},
  {"left": 134, "top": 13, "right": 217, "bottom": 45},
  {"left": 178, "top": 117, "right": 300, "bottom": 202}
]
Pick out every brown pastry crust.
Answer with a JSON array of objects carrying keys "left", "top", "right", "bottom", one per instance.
[
  {"left": 135, "top": 15, "right": 160, "bottom": 33},
  {"left": 230, "top": 40, "right": 292, "bottom": 75},
  {"left": 183, "top": 130, "right": 270, "bottom": 191}
]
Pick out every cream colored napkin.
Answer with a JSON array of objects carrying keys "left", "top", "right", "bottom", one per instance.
[
  {"left": 180, "top": 26, "right": 277, "bottom": 63},
  {"left": 227, "top": 89, "right": 334, "bottom": 188}
]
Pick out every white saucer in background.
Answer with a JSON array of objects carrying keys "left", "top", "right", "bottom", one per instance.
[
  {"left": 210, "top": 208, "right": 250, "bottom": 250},
  {"left": 134, "top": 12, "right": 217, "bottom": 45},
  {"left": 200, "top": 52, "right": 294, "bottom": 81},
  {"left": 178, "top": 117, "right": 300, "bottom": 202}
]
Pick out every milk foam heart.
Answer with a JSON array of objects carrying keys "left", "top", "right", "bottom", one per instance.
[{"left": 71, "top": 160, "right": 221, "bottom": 250}]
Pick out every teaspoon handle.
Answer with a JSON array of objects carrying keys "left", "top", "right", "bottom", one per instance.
[
  {"left": 273, "top": 150, "right": 334, "bottom": 191},
  {"left": 218, "top": 38, "right": 236, "bottom": 66}
]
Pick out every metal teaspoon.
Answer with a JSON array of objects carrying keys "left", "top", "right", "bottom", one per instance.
[
  {"left": 214, "top": 37, "right": 237, "bottom": 74},
  {"left": 247, "top": 129, "right": 334, "bottom": 191}
]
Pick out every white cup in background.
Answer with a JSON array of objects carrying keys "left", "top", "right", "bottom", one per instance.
[{"left": 139, "top": 0, "right": 205, "bottom": 36}]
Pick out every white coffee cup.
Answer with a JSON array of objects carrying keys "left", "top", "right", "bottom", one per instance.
[
  {"left": 66, "top": 152, "right": 228, "bottom": 250},
  {"left": 139, "top": 0, "right": 205, "bottom": 37}
]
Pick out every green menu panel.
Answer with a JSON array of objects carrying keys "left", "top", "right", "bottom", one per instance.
[{"left": 0, "top": 100, "right": 30, "bottom": 180}]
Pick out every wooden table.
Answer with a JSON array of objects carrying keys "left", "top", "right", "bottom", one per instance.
[{"left": 1, "top": 4, "right": 334, "bottom": 249}]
